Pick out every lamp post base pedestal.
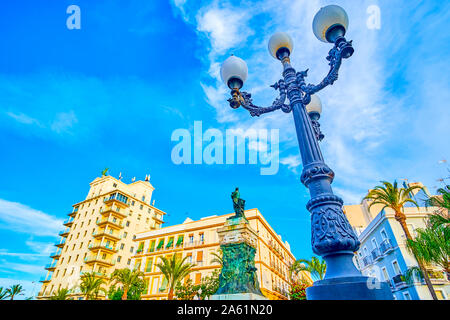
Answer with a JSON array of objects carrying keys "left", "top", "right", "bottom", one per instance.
[{"left": 306, "top": 276, "right": 393, "bottom": 300}]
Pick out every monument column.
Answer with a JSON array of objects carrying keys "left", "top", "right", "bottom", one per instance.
[{"left": 211, "top": 189, "right": 267, "bottom": 300}]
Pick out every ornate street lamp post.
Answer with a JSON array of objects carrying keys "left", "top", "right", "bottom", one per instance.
[{"left": 220, "top": 5, "right": 393, "bottom": 300}]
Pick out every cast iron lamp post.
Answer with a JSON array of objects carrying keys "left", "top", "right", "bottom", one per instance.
[{"left": 220, "top": 5, "right": 392, "bottom": 300}]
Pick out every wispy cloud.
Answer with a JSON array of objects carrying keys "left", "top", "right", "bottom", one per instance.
[
  {"left": 0, "top": 259, "right": 44, "bottom": 275},
  {"left": 170, "top": 0, "right": 449, "bottom": 203},
  {"left": 6, "top": 112, "right": 42, "bottom": 126},
  {"left": 0, "top": 199, "right": 63, "bottom": 237},
  {"left": 280, "top": 155, "right": 301, "bottom": 174},
  {"left": 50, "top": 110, "right": 78, "bottom": 134}
]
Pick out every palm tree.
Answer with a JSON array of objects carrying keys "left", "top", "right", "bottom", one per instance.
[
  {"left": 0, "top": 287, "right": 8, "bottom": 300},
  {"left": 210, "top": 249, "right": 223, "bottom": 267},
  {"left": 79, "top": 272, "right": 107, "bottom": 300},
  {"left": 6, "top": 284, "right": 24, "bottom": 300},
  {"left": 156, "top": 255, "right": 195, "bottom": 300},
  {"left": 110, "top": 268, "right": 145, "bottom": 300},
  {"left": 406, "top": 214, "right": 449, "bottom": 280},
  {"left": 290, "top": 256, "right": 326, "bottom": 282},
  {"left": 363, "top": 180, "right": 438, "bottom": 300},
  {"left": 424, "top": 186, "right": 450, "bottom": 213},
  {"left": 50, "top": 288, "right": 70, "bottom": 300}
]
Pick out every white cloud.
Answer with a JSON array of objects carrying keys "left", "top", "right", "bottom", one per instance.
[
  {"left": 0, "top": 260, "right": 44, "bottom": 275},
  {"left": 280, "top": 155, "right": 301, "bottom": 173},
  {"left": 196, "top": 7, "right": 253, "bottom": 54},
  {"left": 0, "top": 199, "right": 63, "bottom": 237},
  {"left": 0, "top": 249, "right": 47, "bottom": 260},
  {"left": 25, "top": 240, "right": 54, "bottom": 256},
  {"left": 171, "top": 0, "right": 448, "bottom": 203},
  {"left": 6, "top": 112, "right": 42, "bottom": 126},
  {"left": 50, "top": 110, "right": 78, "bottom": 133}
]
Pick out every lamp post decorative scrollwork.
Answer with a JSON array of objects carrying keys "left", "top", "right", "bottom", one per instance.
[{"left": 220, "top": 5, "right": 393, "bottom": 300}]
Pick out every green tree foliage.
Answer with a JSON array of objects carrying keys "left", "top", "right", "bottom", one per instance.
[
  {"left": 6, "top": 284, "right": 24, "bottom": 300},
  {"left": 424, "top": 186, "right": 450, "bottom": 212},
  {"left": 406, "top": 213, "right": 449, "bottom": 278},
  {"left": 364, "top": 180, "right": 438, "bottom": 300},
  {"left": 0, "top": 287, "right": 8, "bottom": 300},
  {"left": 289, "top": 279, "right": 312, "bottom": 300},
  {"left": 174, "top": 278, "right": 198, "bottom": 300},
  {"left": 174, "top": 270, "right": 220, "bottom": 300},
  {"left": 79, "top": 272, "right": 107, "bottom": 300},
  {"left": 110, "top": 268, "right": 145, "bottom": 300},
  {"left": 156, "top": 255, "right": 195, "bottom": 300},
  {"left": 290, "top": 256, "right": 326, "bottom": 281},
  {"left": 50, "top": 288, "right": 70, "bottom": 300},
  {"left": 198, "top": 269, "right": 220, "bottom": 300}
]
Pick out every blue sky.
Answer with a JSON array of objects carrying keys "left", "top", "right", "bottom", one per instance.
[{"left": 0, "top": 0, "right": 449, "bottom": 298}]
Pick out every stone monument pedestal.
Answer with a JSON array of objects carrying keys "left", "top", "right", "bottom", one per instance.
[{"left": 210, "top": 216, "right": 267, "bottom": 300}]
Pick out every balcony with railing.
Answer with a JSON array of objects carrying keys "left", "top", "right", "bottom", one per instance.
[
  {"left": 100, "top": 208, "right": 128, "bottom": 219},
  {"left": 379, "top": 239, "right": 394, "bottom": 255},
  {"left": 39, "top": 275, "right": 51, "bottom": 283},
  {"left": 55, "top": 238, "right": 66, "bottom": 248},
  {"left": 268, "top": 240, "right": 283, "bottom": 259},
  {"left": 270, "top": 262, "right": 287, "bottom": 278},
  {"left": 104, "top": 192, "right": 129, "bottom": 207},
  {"left": 272, "top": 285, "right": 289, "bottom": 298},
  {"left": 96, "top": 217, "right": 123, "bottom": 229},
  {"left": 80, "top": 271, "right": 109, "bottom": 279},
  {"left": 84, "top": 255, "right": 116, "bottom": 266},
  {"left": 371, "top": 248, "right": 381, "bottom": 262},
  {"left": 58, "top": 228, "right": 70, "bottom": 237},
  {"left": 45, "top": 262, "right": 57, "bottom": 271},
  {"left": 391, "top": 273, "right": 408, "bottom": 290},
  {"left": 68, "top": 210, "right": 78, "bottom": 217},
  {"left": 361, "top": 255, "right": 372, "bottom": 268},
  {"left": 427, "top": 270, "right": 447, "bottom": 284},
  {"left": 92, "top": 230, "right": 121, "bottom": 241},
  {"left": 88, "top": 242, "right": 118, "bottom": 253},
  {"left": 50, "top": 250, "right": 62, "bottom": 259},
  {"left": 63, "top": 217, "right": 74, "bottom": 227},
  {"left": 183, "top": 240, "right": 205, "bottom": 248}
]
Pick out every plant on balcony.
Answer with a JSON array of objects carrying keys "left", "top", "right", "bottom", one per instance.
[
  {"left": 289, "top": 279, "right": 312, "bottom": 300},
  {"left": 406, "top": 213, "right": 449, "bottom": 281},
  {"left": 364, "top": 180, "right": 438, "bottom": 300},
  {"left": 156, "top": 255, "right": 195, "bottom": 300},
  {"left": 49, "top": 288, "right": 70, "bottom": 300},
  {"left": 79, "top": 272, "right": 107, "bottom": 300},
  {"left": 290, "top": 256, "right": 326, "bottom": 281},
  {"left": 5, "top": 284, "right": 24, "bottom": 300},
  {"left": 110, "top": 268, "right": 145, "bottom": 300}
]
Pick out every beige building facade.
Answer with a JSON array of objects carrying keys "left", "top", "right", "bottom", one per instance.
[
  {"left": 37, "top": 175, "right": 167, "bottom": 299},
  {"left": 131, "top": 209, "right": 311, "bottom": 300}
]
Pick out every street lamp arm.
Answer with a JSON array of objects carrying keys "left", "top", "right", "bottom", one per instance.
[
  {"left": 304, "top": 37, "right": 354, "bottom": 95},
  {"left": 227, "top": 79, "right": 291, "bottom": 117}
]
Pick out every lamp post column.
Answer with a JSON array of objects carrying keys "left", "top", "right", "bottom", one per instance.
[
  {"left": 281, "top": 53, "right": 361, "bottom": 275},
  {"left": 281, "top": 55, "right": 392, "bottom": 300}
]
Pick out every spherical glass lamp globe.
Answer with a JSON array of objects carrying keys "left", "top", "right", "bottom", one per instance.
[
  {"left": 268, "top": 32, "right": 293, "bottom": 60},
  {"left": 220, "top": 55, "right": 248, "bottom": 90},
  {"left": 312, "top": 5, "right": 349, "bottom": 43},
  {"left": 305, "top": 94, "right": 322, "bottom": 119}
]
